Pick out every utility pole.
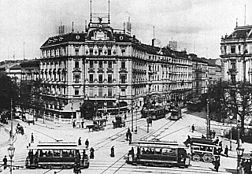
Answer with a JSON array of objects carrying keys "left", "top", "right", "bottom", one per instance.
[
  {"left": 206, "top": 98, "right": 210, "bottom": 139},
  {"left": 11, "top": 98, "right": 13, "bottom": 140}
]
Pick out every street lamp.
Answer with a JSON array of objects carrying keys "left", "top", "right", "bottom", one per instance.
[
  {"left": 236, "top": 147, "right": 244, "bottom": 173},
  {"left": 134, "top": 104, "right": 139, "bottom": 134},
  {"left": 8, "top": 145, "right": 15, "bottom": 174}
]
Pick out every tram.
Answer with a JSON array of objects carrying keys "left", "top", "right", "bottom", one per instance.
[
  {"left": 25, "top": 141, "right": 89, "bottom": 169},
  {"left": 169, "top": 108, "right": 182, "bottom": 120},
  {"left": 126, "top": 140, "right": 190, "bottom": 168},
  {"left": 141, "top": 106, "right": 166, "bottom": 120}
]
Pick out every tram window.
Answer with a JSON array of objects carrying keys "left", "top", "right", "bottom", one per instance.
[
  {"left": 62, "top": 150, "right": 70, "bottom": 157},
  {"left": 53, "top": 150, "right": 61, "bottom": 157}
]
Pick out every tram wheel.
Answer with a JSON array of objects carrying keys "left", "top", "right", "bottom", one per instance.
[
  {"left": 192, "top": 154, "right": 201, "bottom": 162},
  {"left": 202, "top": 154, "right": 213, "bottom": 163}
]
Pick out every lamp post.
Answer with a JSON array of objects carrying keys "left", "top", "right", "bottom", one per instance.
[
  {"left": 134, "top": 104, "right": 138, "bottom": 133},
  {"left": 8, "top": 145, "right": 15, "bottom": 174},
  {"left": 229, "top": 114, "right": 234, "bottom": 150},
  {"left": 236, "top": 147, "right": 244, "bottom": 174}
]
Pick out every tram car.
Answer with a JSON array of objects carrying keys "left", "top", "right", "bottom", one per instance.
[
  {"left": 141, "top": 106, "right": 166, "bottom": 120},
  {"left": 169, "top": 108, "right": 182, "bottom": 120},
  {"left": 126, "top": 140, "right": 190, "bottom": 168},
  {"left": 25, "top": 142, "right": 89, "bottom": 169},
  {"left": 186, "top": 138, "right": 221, "bottom": 163},
  {"left": 112, "top": 116, "right": 125, "bottom": 128}
]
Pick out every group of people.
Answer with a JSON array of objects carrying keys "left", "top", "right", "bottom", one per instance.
[
  {"left": 73, "top": 119, "right": 85, "bottom": 129},
  {"left": 77, "top": 138, "right": 94, "bottom": 159},
  {"left": 78, "top": 137, "right": 90, "bottom": 148}
]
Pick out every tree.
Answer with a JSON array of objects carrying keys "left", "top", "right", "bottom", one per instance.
[
  {"left": 207, "top": 80, "right": 252, "bottom": 141},
  {"left": 206, "top": 80, "right": 228, "bottom": 122},
  {"left": 80, "top": 100, "right": 95, "bottom": 120},
  {"left": 0, "top": 72, "right": 19, "bottom": 113}
]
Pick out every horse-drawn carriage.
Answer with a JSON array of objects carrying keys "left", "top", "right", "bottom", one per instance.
[
  {"left": 112, "top": 116, "right": 125, "bottom": 128},
  {"left": 185, "top": 138, "right": 220, "bottom": 163},
  {"left": 86, "top": 119, "right": 107, "bottom": 131}
]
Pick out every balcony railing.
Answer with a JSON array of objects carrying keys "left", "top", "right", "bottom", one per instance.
[{"left": 227, "top": 68, "right": 238, "bottom": 75}]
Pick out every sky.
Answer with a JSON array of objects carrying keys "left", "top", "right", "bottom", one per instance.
[{"left": 0, "top": 0, "right": 251, "bottom": 60}]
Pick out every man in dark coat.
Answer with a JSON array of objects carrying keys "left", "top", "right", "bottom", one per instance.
[
  {"left": 85, "top": 139, "right": 89, "bottom": 148},
  {"left": 90, "top": 147, "right": 94, "bottom": 159},
  {"left": 110, "top": 146, "right": 115, "bottom": 157},
  {"left": 224, "top": 145, "right": 228, "bottom": 157},
  {"left": 3, "top": 156, "right": 7, "bottom": 169},
  {"left": 78, "top": 137, "right": 82, "bottom": 145}
]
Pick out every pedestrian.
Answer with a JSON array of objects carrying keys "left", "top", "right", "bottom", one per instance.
[
  {"left": 110, "top": 146, "right": 115, "bottom": 157},
  {"left": 90, "top": 147, "right": 94, "bottom": 159},
  {"left": 85, "top": 139, "right": 89, "bottom": 148},
  {"left": 31, "top": 133, "right": 34, "bottom": 143},
  {"left": 131, "top": 147, "right": 135, "bottom": 159},
  {"left": 214, "top": 156, "right": 220, "bottom": 172},
  {"left": 214, "top": 137, "right": 219, "bottom": 145},
  {"left": 3, "top": 156, "right": 7, "bottom": 169},
  {"left": 73, "top": 162, "right": 81, "bottom": 174},
  {"left": 191, "top": 124, "right": 195, "bottom": 133},
  {"left": 128, "top": 131, "right": 132, "bottom": 144},
  {"left": 126, "top": 131, "right": 129, "bottom": 141},
  {"left": 224, "top": 145, "right": 228, "bottom": 157},
  {"left": 212, "top": 130, "right": 216, "bottom": 139},
  {"left": 81, "top": 119, "right": 84, "bottom": 129},
  {"left": 137, "top": 146, "right": 141, "bottom": 159},
  {"left": 73, "top": 120, "right": 76, "bottom": 128},
  {"left": 78, "top": 137, "right": 82, "bottom": 145}
]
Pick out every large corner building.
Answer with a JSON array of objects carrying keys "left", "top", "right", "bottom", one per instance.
[{"left": 39, "top": 5, "right": 192, "bottom": 122}]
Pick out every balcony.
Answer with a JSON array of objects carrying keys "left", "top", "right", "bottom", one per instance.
[{"left": 227, "top": 68, "right": 238, "bottom": 75}]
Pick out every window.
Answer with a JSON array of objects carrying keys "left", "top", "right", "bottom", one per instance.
[
  {"left": 99, "top": 49, "right": 102, "bottom": 55},
  {"left": 121, "top": 61, "right": 126, "bottom": 69},
  {"left": 108, "top": 74, "right": 112, "bottom": 83},
  {"left": 75, "top": 89, "right": 79, "bottom": 96},
  {"left": 75, "top": 48, "right": 79, "bottom": 56},
  {"left": 108, "top": 87, "right": 112, "bottom": 97},
  {"left": 231, "top": 46, "right": 236, "bottom": 53},
  {"left": 89, "top": 74, "right": 93, "bottom": 83},
  {"left": 120, "top": 74, "right": 126, "bottom": 83},
  {"left": 99, "top": 74, "right": 103, "bottom": 83},
  {"left": 75, "top": 61, "right": 79, "bottom": 68},
  {"left": 89, "top": 87, "right": 93, "bottom": 97},
  {"left": 90, "top": 61, "right": 93, "bottom": 68},
  {"left": 108, "top": 61, "right": 112, "bottom": 68},
  {"left": 99, "top": 61, "right": 103, "bottom": 68},
  {"left": 90, "top": 49, "right": 93, "bottom": 55},
  {"left": 74, "top": 74, "right": 80, "bottom": 83},
  {"left": 108, "top": 49, "right": 111, "bottom": 55},
  {"left": 98, "top": 87, "right": 103, "bottom": 97},
  {"left": 121, "top": 49, "right": 125, "bottom": 55}
]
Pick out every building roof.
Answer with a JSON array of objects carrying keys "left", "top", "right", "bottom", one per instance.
[
  {"left": 20, "top": 59, "right": 40, "bottom": 68},
  {"left": 9, "top": 64, "right": 21, "bottom": 70},
  {"left": 224, "top": 25, "right": 252, "bottom": 40},
  {"left": 41, "top": 32, "right": 86, "bottom": 48}
]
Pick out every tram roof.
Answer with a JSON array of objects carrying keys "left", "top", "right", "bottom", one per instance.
[
  {"left": 131, "top": 140, "right": 186, "bottom": 148},
  {"left": 28, "top": 142, "right": 87, "bottom": 150},
  {"left": 189, "top": 138, "right": 215, "bottom": 145}
]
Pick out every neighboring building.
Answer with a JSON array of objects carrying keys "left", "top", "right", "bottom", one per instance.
[
  {"left": 39, "top": 12, "right": 193, "bottom": 122},
  {"left": 220, "top": 25, "right": 252, "bottom": 83},
  {"left": 190, "top": 54, "right": 208, "bottom": 97},
  {"left": 0, "top": 60, "right": 23, "bottom": 85},
  {"left": 20, "top": 60, "right": 41, "bottom": 118},
  {"left": 204, "top": 58, "right": 223, "bottom": 85}
]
